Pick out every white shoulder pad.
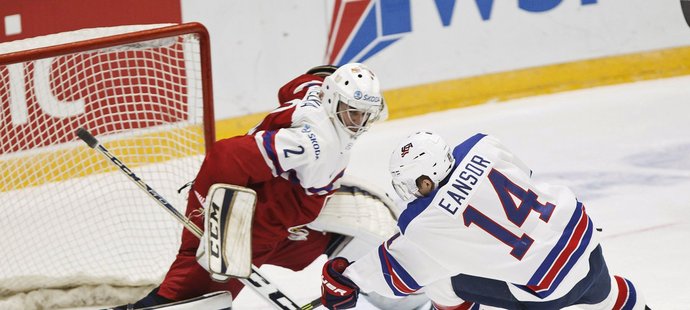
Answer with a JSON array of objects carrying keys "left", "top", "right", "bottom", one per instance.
[{"left": 307, "top": 175, "right": 399, "bottom": 246}]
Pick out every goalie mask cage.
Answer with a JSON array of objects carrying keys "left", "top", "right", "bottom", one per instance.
[{"left": 0, "top": 23, "right": 214, "bottom": 309}]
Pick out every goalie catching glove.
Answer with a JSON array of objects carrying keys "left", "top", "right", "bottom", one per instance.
[
  {"left": 321, "top": 257, "right": 360, "bottom": 310},
  {"left": 195, "top": 184, "right": 257, "bottom": 282}
]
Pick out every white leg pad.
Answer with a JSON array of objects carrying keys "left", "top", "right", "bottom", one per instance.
[{"left": 196, "top": 184, "right": 256, "bottom": 280}]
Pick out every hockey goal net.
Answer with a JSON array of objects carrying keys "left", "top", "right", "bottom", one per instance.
[{"left": 0, "top": 23, "right": 214, "bottom": 309}]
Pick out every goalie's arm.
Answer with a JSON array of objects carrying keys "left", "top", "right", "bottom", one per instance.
[{"left": 195, "top": 135, "right": 275, "bottom": 194}]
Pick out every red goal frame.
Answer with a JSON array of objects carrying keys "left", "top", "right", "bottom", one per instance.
[{"left": 0, "top": 22, "right": 216, "bottom": 151}]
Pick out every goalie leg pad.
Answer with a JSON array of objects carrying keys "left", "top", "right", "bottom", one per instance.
[{"left": 196, "top": 184, "right": 256, "bottom": 281}]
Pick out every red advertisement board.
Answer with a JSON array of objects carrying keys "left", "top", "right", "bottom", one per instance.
[
  {"left": 0, "top": 45, "right": 189, "bottom": 155},
  {"left": 0, "top": 0, "right": 181, "bottom": 42},
  {"left": 0, "top": 1, "right": 185, "bottom": 155}
]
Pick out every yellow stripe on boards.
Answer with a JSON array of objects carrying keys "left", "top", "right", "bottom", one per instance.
[
  {"left": 384, "top": 46, "right": 690, "bottom": 119},
  {"left": 4, "top": 46, "right": 690, "bottom": 191},
  {"left": 213, "top": 46, "right": 690, "bottom": 138},
  {"left": 214, "top": 112, "right": 266, "bottom": 140},
  {"left": 0, "top": 127, "right": 204, "bottom": 192}
]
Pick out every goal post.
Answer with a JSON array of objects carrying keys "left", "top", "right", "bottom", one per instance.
[{"left": 0, "top": 23, "right": 215, "bottom": 308}]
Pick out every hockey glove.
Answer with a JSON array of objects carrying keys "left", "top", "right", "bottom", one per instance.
[
  {"left": 306, "top": 65, "right": 339, "bottom": 77},
  {"left": 321, "top": 257, "right": 360, "bottom": 310}
]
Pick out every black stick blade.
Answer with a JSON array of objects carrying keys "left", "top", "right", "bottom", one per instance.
[
  {"left": 682, "top": 0, "right": 690, "bottom": 27},
  {"left": 76, "top": 127, "right": 99, "bottom": 148}
]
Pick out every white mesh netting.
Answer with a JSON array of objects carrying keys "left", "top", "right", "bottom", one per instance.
[{"left": 0, "top": 24, "right": 211, "bottom": 309}]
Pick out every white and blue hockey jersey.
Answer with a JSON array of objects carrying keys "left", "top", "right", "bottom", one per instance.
[
  {"left": 344, "top": 133, "right": 601, "bottom": 304},
  {"left": 250, "top": 75, "right": 355, "bottom": 196}
]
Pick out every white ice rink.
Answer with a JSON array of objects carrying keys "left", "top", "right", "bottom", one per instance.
[
  {"left": 232, "top": 75, "right": 690, "bottom": 309},
  {"left": 60, "top": 75, "right": 689, "bottom": 309}
]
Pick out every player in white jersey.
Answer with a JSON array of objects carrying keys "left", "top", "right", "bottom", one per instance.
[{"left": 320, "top": 131, "right": 650, "bottom": 310}]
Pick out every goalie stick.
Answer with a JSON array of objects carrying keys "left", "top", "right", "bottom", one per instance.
[{"left": 76, "top": 128, "right": 316, "bottom": 310}]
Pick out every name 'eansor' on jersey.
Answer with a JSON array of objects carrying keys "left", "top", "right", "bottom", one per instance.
[{"left": 436, "top": 154, "right": 493, "bottom": 217}]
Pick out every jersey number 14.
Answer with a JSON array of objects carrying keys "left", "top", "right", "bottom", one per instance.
[{"left": 462, "top": 169, "right": 555, "bottom": 260}]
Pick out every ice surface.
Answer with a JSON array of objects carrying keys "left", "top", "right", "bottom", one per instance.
[
  {"left": 58, "top": 76, "right": 690, "bottom": 309},
  {"left": 236, "top": 76, "right": 690, "bottom": 309}
]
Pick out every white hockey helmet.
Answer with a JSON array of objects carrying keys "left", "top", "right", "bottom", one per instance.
[
  {"left": 321, "top": 63, "right": 384, "bottom": 137},
  {"left": 389, "top": 131, "right": 455, "bottom": 201}
]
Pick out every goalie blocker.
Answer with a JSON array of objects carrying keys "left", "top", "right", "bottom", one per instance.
[{"left": 196, "top": 184, "right": 257, "bottom": 281}]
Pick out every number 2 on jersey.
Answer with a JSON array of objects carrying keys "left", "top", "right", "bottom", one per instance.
[
  {"left": 283, "top": 146, "right": 305, "bottom": 158},
  {"left": 462, "top": 169, "right": 555, "bottom": 260}
]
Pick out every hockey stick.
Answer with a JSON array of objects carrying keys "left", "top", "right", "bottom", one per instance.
[{"left": 75, "top": 128, "right": 315, "bottom": 310}]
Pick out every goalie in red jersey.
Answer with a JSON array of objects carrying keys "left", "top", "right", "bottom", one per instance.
[{"left": 115, "top": 63, "right": 386, "bottom": 309}]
